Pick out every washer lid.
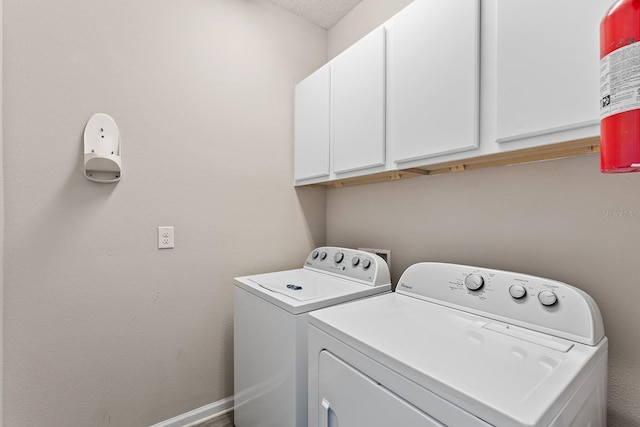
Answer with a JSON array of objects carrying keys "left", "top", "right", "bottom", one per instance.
[
  {"left": 235, "top": 269, "right": 391, "bottom": 314},
  {"left": 249, "top": 269, "right": 336, "bottom": 301},
  {"left": 309, "top": 293, "right": 607, "bottom": 427}
]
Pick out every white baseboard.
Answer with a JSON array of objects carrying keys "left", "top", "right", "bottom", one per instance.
[{"left": 149, "top": 396, "right": 234, "bottom": 427}]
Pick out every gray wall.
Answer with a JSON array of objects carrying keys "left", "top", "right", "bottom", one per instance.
[
  {"left": 327, "top": 0, "right": 640, "bottom": 425},
  {"left": 3, "top": 0, "right": 326, "bottom": 425},
  {"left": 0, "top": 0, "right": 4, "bottom": 423}
]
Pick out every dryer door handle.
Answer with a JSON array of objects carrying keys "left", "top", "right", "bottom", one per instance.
[{"left": 321, "top": 398, "right": 339, "bottom": 427}]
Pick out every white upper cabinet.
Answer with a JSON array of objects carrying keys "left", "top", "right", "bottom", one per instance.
[
  {"left": 388, "top": 0, "right": 480, "bottom": 165},
  {"left": 294, "top": 65, "right": 331, "bottom": 182},
  {"left": 495, "top": 0, "right": 611, "bottom": 144},
  {"left": 332, "top": 27, "right": 387, "bottom": 174},
  {"left": 294, "top": 0, "right": 607, "bottom": 187}
]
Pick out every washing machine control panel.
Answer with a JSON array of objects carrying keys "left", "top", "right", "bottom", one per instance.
[
  {"left": 396, "top": 263, "right": 604, "bottom": 346},
  {"left": 305, "top": 247, "right": 390, "bottom": 287}
]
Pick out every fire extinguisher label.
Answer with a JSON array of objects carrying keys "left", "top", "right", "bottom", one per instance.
[{"left": 600, "top": 41, "right": 640, "bottom": 120}]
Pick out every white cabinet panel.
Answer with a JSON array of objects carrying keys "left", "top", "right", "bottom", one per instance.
[
  {"left": 294, "top": 65, "right": 331, "bottom": 181},
  {"left": 496, "top": 0, "right": 611, "bottom": 143},
  {"left": 389, "top": 0, "right": 480, "bottom": 164},
  {"left": 332, "top": 27, "right": 386, "bottom": 174}
]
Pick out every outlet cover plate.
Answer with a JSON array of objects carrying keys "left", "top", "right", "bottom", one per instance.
[{"left": 158, "top": 226, "right": 174, "bottom": 249}]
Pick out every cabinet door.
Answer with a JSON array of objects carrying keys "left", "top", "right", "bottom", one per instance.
[
  {"left": 389, "top": 0, "right": 480, "bottom": 165},
  {"left": 294, "top": 65, "right": 331, "bottom": 182},
  {"left": 496, "top": 0, "right": 611, "bottom": 143},
  {"left": 332, "top": 27, "right": 386, "bottom": 174}
]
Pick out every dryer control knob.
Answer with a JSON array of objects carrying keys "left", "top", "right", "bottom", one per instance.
[
  {"left": 352, "top": 256, "right": 360, "bottom": 267},
  {"left": 334, "top": 252, "right": 344, "bottom": 263},
  {"left": 465, "top": 274, "right": 484, "bottom": 291},
  {"left": 311, "top": 250, "right": 319, "bottom": 259},
  {"left": 320, "top": 251, "right": 327, "bottom": 260},
  {"left": 538, "top": 290, "right": 558, "bottom": 306},
  {"left": 362, "top": 259, "right": 372, "bottom": 269},
  {"left": 509, "top": 284, "right": 527, "bottom": 299}
]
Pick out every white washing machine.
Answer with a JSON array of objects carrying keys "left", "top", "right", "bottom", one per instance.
[
  {"left": 308, "top": 262, "right": 608, "bottom": 427},
  {"left": 234, "top": 246, "right": 391, "bottom": 427}
]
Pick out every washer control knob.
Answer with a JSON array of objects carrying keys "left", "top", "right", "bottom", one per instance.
[
  {"left": 362, "top": 259, "right": 372, "bottom": 269},
  {"left": 509, "top": 284, "right": 527, "bottom": 299},
  {"left": 334, "top": 252, "right": 344, "bottom": 264},
  {"left": 352, "top": 256, "right": 360, "bottom": 267},
  {"left": 464, "top": 274, "right": 484, "bottom": 291},
  {"left": 538, "top": 290, "right": 558, "bottom": 306},
  {"left": 320, "top": 251, "right": 327, "bottom": 260},
  {"left": 311, "top": 250, "right": 319, "bottom": 259}
]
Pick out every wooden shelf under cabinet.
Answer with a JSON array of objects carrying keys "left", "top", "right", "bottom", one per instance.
[{"left": 308, "top": 137, "right": 600, "bottom": 189}]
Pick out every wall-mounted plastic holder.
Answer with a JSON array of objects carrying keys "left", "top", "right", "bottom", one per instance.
[{"left": 84, "top": 113, "right": 122, "bottom": 183}]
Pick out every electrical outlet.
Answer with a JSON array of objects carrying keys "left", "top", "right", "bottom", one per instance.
[{"left": 158, "top": 226, "right": 174, "bottom": 249}]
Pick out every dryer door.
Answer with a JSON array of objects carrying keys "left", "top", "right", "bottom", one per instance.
[{"left": 317, "top": 350, "right": 443, "bottom": 426}]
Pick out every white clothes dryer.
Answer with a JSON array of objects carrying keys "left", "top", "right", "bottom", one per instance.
[
  {"left": 234, "top": 247, "right": 391, "bottom": 427},
  {"left": 308, "top": 262, "right": 607, "bottom": 427}
]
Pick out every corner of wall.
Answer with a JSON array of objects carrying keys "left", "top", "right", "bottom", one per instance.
[
  {"left": 327, "top": 0, "right": 414, "bottom": 59},
  {"left": 1, "top": 0, "right": 5, "bottom": 422}
]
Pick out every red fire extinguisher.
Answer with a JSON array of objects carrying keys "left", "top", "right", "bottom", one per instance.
[{"left": 600, "top": 0, "right": 640, "bottom": 172}]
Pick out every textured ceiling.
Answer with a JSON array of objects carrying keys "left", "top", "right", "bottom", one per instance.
[{"left": 267, "top": 0, "right": 364, "bottom": 29}]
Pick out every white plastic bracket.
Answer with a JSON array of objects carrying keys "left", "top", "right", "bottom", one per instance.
[{"left": 84, "top": 113, "right": 122, "bottom": 183}]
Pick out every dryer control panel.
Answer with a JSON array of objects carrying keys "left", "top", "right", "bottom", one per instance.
[
  {"left": 304, "top": 247, "right": 390, "bottom": 287},
  {"left": 396, "top": 262, "right": 604, "bottom": 346}
]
